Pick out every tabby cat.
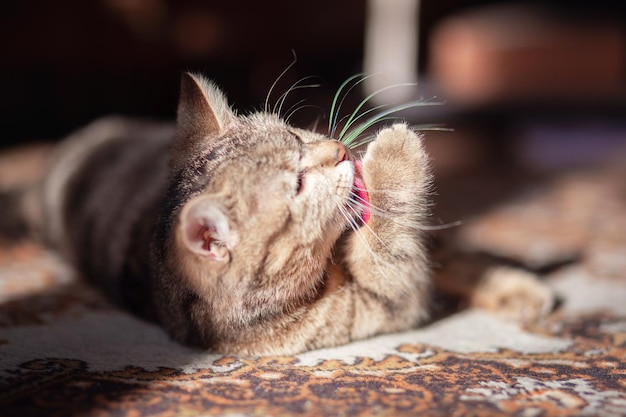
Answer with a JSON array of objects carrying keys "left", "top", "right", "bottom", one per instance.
[{"left": 0, "top": 73, "right": 554, "bottom": 356}]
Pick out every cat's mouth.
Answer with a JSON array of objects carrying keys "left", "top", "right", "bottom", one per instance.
[{"left": 351, "top": 160, "right": 370, "bottom": 225}]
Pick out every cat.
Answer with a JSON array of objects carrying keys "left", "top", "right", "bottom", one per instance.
[
  {"left": 0, "top": 73, "right": 435, "bottom": 356},
  {"left": 0, "top": 73, "right": 554, "bottom": 356}
]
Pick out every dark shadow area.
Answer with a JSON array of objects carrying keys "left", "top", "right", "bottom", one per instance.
[{"left": 1, "top": 0, "right": 366, "bottom": 147}]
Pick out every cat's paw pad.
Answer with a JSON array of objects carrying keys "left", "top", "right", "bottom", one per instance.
[
  {"left": 362, "top": 124, "right": 430, "bottom": 198},
  {"left": 471, "top": 267, "right": 555, "bottom": 323},
  {"left": 364, "top": 123, "right": 427, "bottom": 166}
]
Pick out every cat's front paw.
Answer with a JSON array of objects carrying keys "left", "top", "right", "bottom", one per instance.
[{"left": 362, "top": 124, "right": 430, "bottom": 212}]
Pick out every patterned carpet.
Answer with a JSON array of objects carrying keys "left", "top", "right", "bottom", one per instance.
[{"left": 1, "top": 145, "right": 626, "bottom": 416}]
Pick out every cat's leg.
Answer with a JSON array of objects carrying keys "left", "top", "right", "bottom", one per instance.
[
  {"left": 433, "top": 251, "right": 555, "bottom": 323},
  {"left": 470, "top": 266, "right": 555, "bottom": 322},
  {"left": 343, "top": 123, "right": 432, "bottom": 339}
]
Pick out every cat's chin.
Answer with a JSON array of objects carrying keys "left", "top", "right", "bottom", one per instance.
[{"left": 352, "top": 160, "right": 370, "bottom": 225}]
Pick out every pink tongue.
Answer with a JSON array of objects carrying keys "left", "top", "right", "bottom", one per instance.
[{"left": 353, "top": 161, "right": 370, "bottom": 224}]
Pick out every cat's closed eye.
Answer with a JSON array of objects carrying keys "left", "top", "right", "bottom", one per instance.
[
  {"left": 290, "top": 131, "right": 303, "bottom": 143},
  {"left": 295, "top": 170, "right": 306, "bottom": 195}
]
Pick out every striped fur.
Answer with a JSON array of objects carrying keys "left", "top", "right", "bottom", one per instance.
[{"left": 1, "top": 73, "right": 435, "bottom": 355}]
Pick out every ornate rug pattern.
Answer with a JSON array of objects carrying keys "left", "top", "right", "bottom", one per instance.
[{"left": 1, "top": 147, "right": 626, "bottom": 416}]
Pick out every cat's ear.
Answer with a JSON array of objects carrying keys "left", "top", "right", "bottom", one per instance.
[
  {"left": 172, "top": 73, "right": 236, "bottom": 170},
  {"left": 179, "top": 195, "right": 238, "bottom": 261}
]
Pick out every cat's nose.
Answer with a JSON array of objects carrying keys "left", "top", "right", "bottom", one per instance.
[
  {"left": 303, "top": 141, "right": 350, "bottom": 168},
  {"left": 335, "top": 142, "right": 348, "bottom": 165}
]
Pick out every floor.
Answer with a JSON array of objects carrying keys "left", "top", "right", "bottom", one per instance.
[{"left": 1, "top": 126, "right": 625, "bottom": 416}]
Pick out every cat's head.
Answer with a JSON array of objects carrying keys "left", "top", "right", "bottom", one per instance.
[{"left": 164, "top": 73, "right": 367, "bottom": 321}]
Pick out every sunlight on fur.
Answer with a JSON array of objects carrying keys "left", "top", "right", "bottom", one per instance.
[{"left": 0, "top": 71, "right": 556, "bottom": 356}]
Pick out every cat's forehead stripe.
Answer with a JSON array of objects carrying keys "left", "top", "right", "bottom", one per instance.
[{"left": 289, "top": 131, "right": 304, "bottom": 144}]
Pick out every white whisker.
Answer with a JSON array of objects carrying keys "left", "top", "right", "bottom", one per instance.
[
  {"left": 347, "top": 187, "right": 450, "bottom": 233},
  {"left": 274, "top": 77, "right": 322, "bottom": 116},
  {"left": 265, "top": 51, "right": 298, "bottom": 113},
  {"left": 416, "top": 221, "right": 463, "bottom": 231},
  {"left": 345, "top": 202, "right": 389, "bottom": 251},
  {"left": 338, "top": 205, "right": 393, "bottom": 280},
  {"left": 282, "top": 99, "right": 307, "bottom": 120},
  {"left": 285, "top": 104, "right": 323, "bottom": 124},
  {"left": 349, "top": 135, "right": 376, "bottom": 149},
  {"left": 338, "top": 205, "right": 361, "bottom": 234}
]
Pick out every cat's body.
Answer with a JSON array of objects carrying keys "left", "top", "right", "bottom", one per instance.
[{"left": 2, "top": 74, "right": 433, "bottom": 355}]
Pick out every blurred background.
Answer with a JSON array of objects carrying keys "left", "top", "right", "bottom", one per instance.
[
  {"left": 1, "top": 0, "right": 626, "bottom": 186},
  {"left": 1, "top": 0, "right": 367, "bottom": 146}
]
